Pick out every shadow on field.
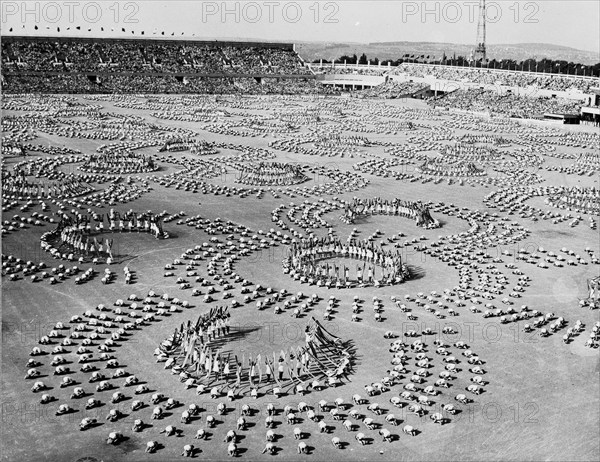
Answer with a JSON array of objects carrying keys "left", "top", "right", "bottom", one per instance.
[
  {"left": 408, "top": 266, "right": 426, "bottom": 280},
  {"left": 210, "top": 326, "right": 262, "bottom": 351}
]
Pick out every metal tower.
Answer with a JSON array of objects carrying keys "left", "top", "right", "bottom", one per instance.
[{"left": 474, "top": 0, "right": 487, "bottom": 62}]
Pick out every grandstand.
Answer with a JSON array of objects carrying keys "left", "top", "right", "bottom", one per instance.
[
  {"left": 580, "top": 87, "right": 600, "bottom": 125},
  {"left": 309, "top": 62, "right": 598, "bottom": 95},
  {"left": 1, "top": 35, "right": 318, "bottom": 94},
  {"left": 1, "top": 36, "right": 597, "bottom": 122}
]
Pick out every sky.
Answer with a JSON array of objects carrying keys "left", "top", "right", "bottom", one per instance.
[{"left": 1, "top": 1, "right": 599, "bottom": 53}]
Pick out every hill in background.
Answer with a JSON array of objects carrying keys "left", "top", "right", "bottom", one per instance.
[{"left": 296, "top": 41, "right": 600, "bottom": 65}]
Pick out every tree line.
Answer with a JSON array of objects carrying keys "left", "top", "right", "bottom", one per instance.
[{"left": 314, "top": 53, "right": 600, "bottom": 77}]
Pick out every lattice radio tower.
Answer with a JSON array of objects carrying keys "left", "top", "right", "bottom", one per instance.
[{"left": 474, "top": 0, "right": 487, "bottom": 62}]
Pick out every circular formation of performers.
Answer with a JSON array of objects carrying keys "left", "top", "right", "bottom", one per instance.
[
  {"left": 283, "top": 235, "right": 411, "bottom": 288},
  {"left": 416, "top": 159, "right": 486, "bottom": 177},
  {"left": 2, "top": 78, "right": 600, "bottom": 461},
  {"left": 546, "top": 187, "right": 600, "bottom": 216},
  {"left": 235, "top": 162, "right": 309, "bottom": 186},
  {"left": 40, "top": 208, "right": 168, "bottom": 262},
  {"left": 159, "top": 308, "right": 354, "bottom": 391},
  {"left": 158, "top": 138, "right": 220, "bottom": 156},
  {"left": 2, "top": 168, "right": 94, "bottom": 200},
  {"left": 341, "top": 197, "right": 440, "bottom": 229},
  {"left": 80, "top": 152, "right": 158, "bottom": 174}
]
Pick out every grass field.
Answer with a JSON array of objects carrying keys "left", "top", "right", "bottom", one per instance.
[{"left": 1, "top": 95, "right": 599, "bottom": 462}]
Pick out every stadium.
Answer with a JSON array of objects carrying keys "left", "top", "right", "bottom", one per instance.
[{"left": 1, "top": 2, "right": 599, "bottom": 461}]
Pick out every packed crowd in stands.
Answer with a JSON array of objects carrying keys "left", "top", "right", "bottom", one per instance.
[
  {"left": 392, "top": 64, "right": 597, "bottom": 92},
  {"left": 310, "top": 65, "right": 389, "bottom": 76},
  {"left": 430, "top": 89, "right": 582, "bottom": 118},
  {"left": 2, "top": 39, "right": 310, "bottom": 75},
  {"left": 2, "top": 73, "right": 335, "bottom": 95},
  {"left": 234, "top": 78, "right": 340, "bottom": 95},
  {"left": 308, "top": 62, "right": 597, "bottom": 93},
  {"left": 358, "top": 81, "right": 428, "bottom": 99}
]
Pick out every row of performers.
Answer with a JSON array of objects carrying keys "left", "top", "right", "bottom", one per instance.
[
  {"left": 236, "top": 162, "right": 307, "bottom": 186},
  {"left": 80, "top": 152, "right": 157, "bottom": 173},
  {"left": 187, "top": 347, "right": 314, "bottom": 387},
  {"left": 2, "top": 174, "right": 92, "bottom": 199},
  {"left": 40, "top": 212, "right": 166, "bottom": 258},
  {"left": 416, "top": 160, "right": 485, "bottom": 177},
  {"left": 175, "top": 306, "right": 232, "bottom": 346},
  {"left": 284, "top": 237, "right": 410, "bottom": 284},
  {"left": 341, "top": 197, "right": 439, "bottom": 228},
  {"left": 56, "top": 210, "right": 166, "bottom": 236},
  {"left": 41, "top": 229, "right": 115, "bottom": 259},
  {"left": 548, "top": 189, "right": 600, "bottom": 213},
  {"left": 159, "top": 139, "right": 219, "bottom": 155}
]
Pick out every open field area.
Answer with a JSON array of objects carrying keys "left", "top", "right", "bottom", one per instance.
[{"left": 2, "top": 93, "right": 599, "bottom": 462}]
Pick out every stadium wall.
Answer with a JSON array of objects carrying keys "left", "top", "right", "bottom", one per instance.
[{"left": 315, "top": 74, "right": 384, "bottom": 87}]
